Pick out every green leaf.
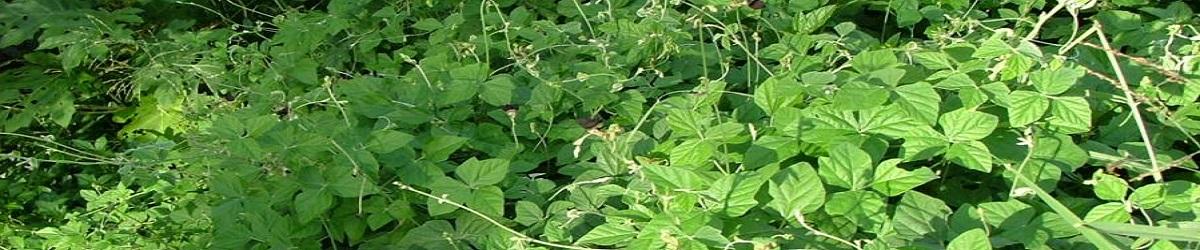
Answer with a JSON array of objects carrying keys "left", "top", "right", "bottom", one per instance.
[
  {"left": 1007, "top": 90, "right": 1049, "bottom": 127},
  {"left": 706, "top": 167, "right": 774, "bottom": 217},
  {"left": 851, "top": 49, "right": 899, "bottom": 72},
  {"left": 642, "top": 165, "right": 711, "bottom": 190},
  {"left": 834, "top": 82, "right": 889, "bottom": 111},
  {"left": 894, "top": 82, "right": 941, "bottom": 125},
  {"left": 1084, "top": 202, "right": 1131, "bottom": 223},
  {"left": 754, "top": 76, "right": 803, "bottom": 117},
  {"left": 825, "top": 190, "right": 886, "bottom": 230},
  {"left": 871, "top": 159, "right": 937, "bottom": 196},
  {"left": 480, "top": 74, "right": 517, "bottom": 106},
  {"left": 670, "top": 139, "right": 716, "bottom": 169},
  {"left": 1030, "top": 66, "right": 1085, "bottom": 95},
  {"left": 294, "top": 189, "right": 333, "bottom": 223},
  {"left": 577, "top": 222, "right": 637, "bottom": 246},
  {"left": 947, "top": 228, "right": 991, "bottom": 250},
  {"left": 946, "top": 140, "right": 993, "bottom": 172},
  {"left": 818, "top": 143, "right": 874, "bottom": 190},
  {"left": 892, "top": 191, "right": 951, "bottom": 240},
  {"left": 974, "top": 38, "right": 1012, "bottom": 58},
  {"left": 514, "top": 201, "right": 544, "bottom": 226},
  {"left": 422, "top": 135, "right": 468, "bottom": 162},
  {"left": 425, "top": 176, "right": 472, "bottom": 216},
  {"left": 891, "top": 0, "right": 922, "bottom": 26},
  {"left": 1090, "top": 171, "right": 1128, "bottom": 201},
  {"left": 468, "top": 186, "right": 505, "bottom": 217},
  {"left": 367, "top": 130, "right": 414, "bottom": 153},
  {"left": 1047, "top": 96, "right": 1091, "bottom": 134},
  {"left": 768, "top": 163, "right": 826, "bottom": 216},
  {"left": 455, "top": 158, "right": 510, "bottom": 188},
  {"left": 793, "top": 5, "right": 838, "bottom": 34},
  {"left": 399, "top": 220, "right": 457, "bottom": 248},
  {"left": 939, "top": 109, "right": 998, "bottom": 142}
]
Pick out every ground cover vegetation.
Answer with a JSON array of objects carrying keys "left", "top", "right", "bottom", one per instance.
[{"left": 2, "top": 0, "right": 1200, "bottom": 249}]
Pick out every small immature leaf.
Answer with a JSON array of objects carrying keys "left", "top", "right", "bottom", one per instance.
[
  {"left": 768, "top": 163, "right": 826, "bottom": 216},
  {"left": 939, "top": 109, "right": 998, "bottom": 142},
  {"left": 947, "top": 228, "right": 991, "bottom": 250},
  {"left": 455, "top": 158, "right": 510, "bottom": 188},
  {"left": 818, "top": 143, "right": 874, "bottom": 190},
  {"left": 793, "top": 5, "right": 838, "bottom": 34}
]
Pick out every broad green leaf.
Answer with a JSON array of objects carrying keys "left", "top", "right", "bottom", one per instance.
[
  {"left": 463, "top": 187, "right": 503, "bottom": 221},
  {"left": 894, "top": 82, "right": 941, "bottom": 125},
  {"left": 425, "top": 176, "right": 472, "bottom": 216},
  {"left": 891, "top": 0, "right": 922, "bottom": 26},
  {"left": 398, "top": 220, "right": 457, "bottom": 248},
  {"left": 514, "top": 201, "right": 544, "bottom": 226},
  {"left": 423, "top": 135, "right": 468, "bottom": 162},
  {"left": 294, "top": 189, "right": 333, "bottom": 223},
  {"left": 455, "top": 158, "right": 510, "bottom": 188},
  {"left": 794, "top": 5, "right": 838, "bottom": 34},
  {"left": 1084, "top": 202, "right": 1131, "bottom": 223},
  {"left": 367, "top": 130, "right": 414, "bottom": 153},
  {"left": 641, "top": 165, "right": 711, "bottom": 190},
  {"left": 577, "top": 222, "right": 637, "bottom": 246},
  {"left": 480, "top": 74, "right": 516, "bottom": 106},
  {"left": 974, "top": 38, "right": 1011, "bottom": 58},
  {"left": 946, "top": 141, "right": 993, "bottom": 172},
  {"left": 818, "top": 143, "right": 874, "bottom": 190},
  {"left": 834, "top": 82, "right": 889, "bottom": 111},
  {"left": 939, "top": 109, "right": 998, "bottom": 142},
  {"left": 1008, "top": 90, "right": 1049, "bottom": 127},
  {"left": 1090, "top": 171, "right": 1128, "bottom": 201},
  {"left": 706, "top": 167, "right": 774, "bottom": 217},
  {"left": 825, "top": 190, "right": 886, "bottom": 230},
  {"left": 1030, "top": 66, "right": 1085, "bottom": 95},
  {"left": 768, "top": 163, "right": 826, "bottom": 216},
  {"left": 871, "top": 159, "right": 937, "bottom": 196},
  {"left": 892, "top": 191, "right": 951, "bottom": 240},
  {"left": 670, "top": 139, "right": 716, "bottom": 169},
  {"left": 851, "top": 49, "right": 899, "bottom": 72},
  {"left": 1047, "top": 96, "right": 1091, "bottom": 134},
  {"left": 947, "top": 228, "right": 991, "bottom": 250},
  {"left": 753, "top": 76, "right": 803, "bottom": 117}
]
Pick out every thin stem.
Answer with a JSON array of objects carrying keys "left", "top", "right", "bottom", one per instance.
[{"left": 1094, "top": 22, "right": 1163, "bottom": 182}]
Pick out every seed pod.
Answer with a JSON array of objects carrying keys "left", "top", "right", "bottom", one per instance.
[
  {"left": 747, "top": 0, "right": 765, "bottom": 9},
  {"left": 577, "top": 116, "right": 603, "bottom": 129}
]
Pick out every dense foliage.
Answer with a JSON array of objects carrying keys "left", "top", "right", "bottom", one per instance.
[{"left": 3, "top": 0, "right": 1200, "bottom": 249}]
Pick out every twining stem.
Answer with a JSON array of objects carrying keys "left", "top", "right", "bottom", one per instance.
[
  {"left": 1093, "top": 23, "right": 1163, "bottom": 182},
  {"left": 1022, "top": 0, "right": 1067, "bottom": 42},
  {"left": 393, "top": 182, "right": 610, "bottom": 250}
]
